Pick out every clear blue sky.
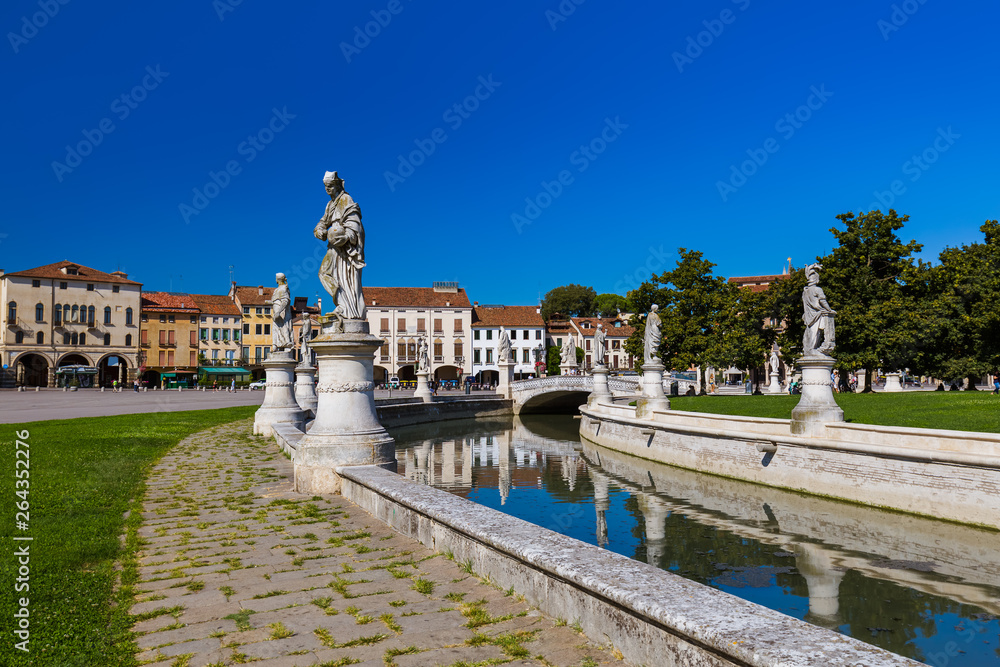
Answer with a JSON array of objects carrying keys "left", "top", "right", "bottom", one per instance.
[{"left": 2, "top": 0, "right": 998, "bottom": 306}]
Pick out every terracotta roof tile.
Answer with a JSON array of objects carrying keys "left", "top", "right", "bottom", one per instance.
[
  {"left": 5, "top": 260, "right": 142, "bottom": 285},
  {"left": 188, "top": 293, "right": 241, "bottom": 316},
  {"left": 471, "top": 306, "right": 544, "bottom": 327},
  {"left": 234, "top": 285, "right": 275, "bottom": 305},
  {"left": 572, "top": 317, "right": 635, "bottom": 337},
  {"left": 362, "top": 287, "right": 472, "bottom": 309},
  {"left": 729, "top": 274, "right": 787, "bottom": 286},
  {"left": 141, "top": 292, "right": 200, "bottom": 313}
]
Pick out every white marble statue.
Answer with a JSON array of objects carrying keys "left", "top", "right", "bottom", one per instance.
[
  {"left": 802, "top": 263, "right": 836, "bottom": 357},
  {"left": 769, "top": 342, "right": 780, "bottom": 374},
  {"left": 315, "top": 171, "right": 366, "bottom": 329},
  {"left": 497, "top": 327, "right": 512, "bottom": 363},
  {"left": 271, "top": 273, "right": 294, "bottom": 352},
  {"left": 560, "top": 335, "right": 576, "bottom": 365},
  {"left": 299, "top": 316, "right": 313, "bottom": 365},
  {"left": 417, "top": 337, "right": 430, "bottom": 374},
  {"left": 593, "top": 323, "right": 606, "bottom": 367},
  {"left": 644, "top": 304, "right": 662, "bottom": 365}
]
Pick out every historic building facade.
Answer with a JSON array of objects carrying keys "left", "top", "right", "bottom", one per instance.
[
  {"left": 570, "top": 316, "right": 636, "bottom": 372},
  {"left": 471, "top": 305, "right": 546, "bottom": 382},
  {"left": 0, "top": 261, "right": 142, "bottom": 387},
  {"left": 190, "top": 293, "right": 247, "bottom": 383},
  {"left": 139, "top": 292, "right": 200, "bottom": 387},
  {"left": 362, "top": 283, "right": 473, "bottom": 384},
  {"left": 229, "top": 283, "right": 274, "bottom": 380}
]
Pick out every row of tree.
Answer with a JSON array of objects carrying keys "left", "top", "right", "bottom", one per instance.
[{"left": 617, "top": 211, "right": 1000, "bottom": 392}]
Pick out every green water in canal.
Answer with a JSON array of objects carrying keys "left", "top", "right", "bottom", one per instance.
[{"left": 391, "top": 414, "right": 1000, "bottom": 666}]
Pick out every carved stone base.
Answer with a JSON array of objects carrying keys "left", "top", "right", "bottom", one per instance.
[
  {"left": 294, "top": 319, "right": 396, "bottom": 494},
  {"left": 790, "top": 355, "right": 844, "bottom": 436},
  {"left": 294, "top": 365, "right": 318, "bottom": 414},
  {"left": 766, "top": 371, "right": 784, "bottom": 394},
  {"left": 414, "top": 371, "right": 433, "bottom": 402},
  {"left": 636, "top": 362, "right": 670, "bottom": 418},
  {"left": 589, "top": 365, "right": 611, "bottom": 406},
  {"left": 254, "top": 350, "right": 306, "bottom": 436},
  {"left": 883, "top": 372, "right": 903, "bottom": 392},
  {"left": 496, "top": 362, "right": 515, "bottom": 399}
]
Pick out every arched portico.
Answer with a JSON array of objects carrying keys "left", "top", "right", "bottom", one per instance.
[
  {"left": 14, "top": 353, "right": 50, "bottom": 387},
  {"left": 397, "top": 365, "right": 416, "bottom": 381},
  {"left": 374, "top": 365, "right": 389, "bottom": 384},
  {"left": 97, "top": 353, "right": 130, "bottom": 387}
]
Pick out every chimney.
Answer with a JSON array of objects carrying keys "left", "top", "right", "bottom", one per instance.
[
  {"left": 445, "top": 301, "right": 450, "bottom": 307},
  {"left": 474, "top": 302, "right": 479, "bottom": 307},
  {"left": 317, "top": 297, "right": 322, "bottom": 312},
  {"left": 258, "top": 286, "right": 263, "bottom": 296}
]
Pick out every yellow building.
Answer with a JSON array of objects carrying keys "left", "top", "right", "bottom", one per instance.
[{"left": 229, "top": 283, "right": 274, "bottom": 379}]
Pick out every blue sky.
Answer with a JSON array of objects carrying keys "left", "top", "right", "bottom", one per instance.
[{"left": 2, "top": 0, "right": 998, "bottom": 306}]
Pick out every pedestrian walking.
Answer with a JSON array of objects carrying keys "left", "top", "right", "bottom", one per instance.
[
  {"left": 231, "top": 378, "right": 236, "bottom": 393},
  {"left": 113, "top": 379, "right": 118, "bottom": 392},
  {"left": 993, "top": 375, "right": 1000, "bottom": 395}
]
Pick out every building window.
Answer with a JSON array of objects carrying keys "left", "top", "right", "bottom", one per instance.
[
  {"left": 71, "top": 305, "right": 79, "bottom": 322},
  {"left": 407, "top": 341, "right": 416, "bottom": 359},
  {"left": 159, "top": 314, "right": 166, "bottom": 323},
  {"left": 36, "top": 332, "right": 44, "bottom": 345},
  {"left": 201, "top": 316, "right": 207, "bottom": 323},
  {"left": 35, "top": 303, "right": 44, "bottom": 322},
  {"left": 190, "top": 316, "right": 196, "bottom": 324},
  {"left": 212, "top": 349, "right": 219, "bottom": 360},
  {"left": 535, "top": 330, "right": 541, "bottom": 340},
  {"left": 243, "top": 323, "right": 250, "bottom": 335},
  {"left": 242, "top": 346, "right": 249, "bottom": 359},
  {"left": 104, "top": 333, "right": 111, "bottom": 346},
  {"left": 397, "top": 342, "right": 406, "bottom": 359},
  {"left": 167, "top": 350, "right": 174, "bottom": 365},
  {"left": 7, "top": 301, "right": 16, "bottom": 323},
  {"left": 454, "top": 342, "right": 463, "bottom": 358},
  {"left": 474, "top": 349, "right": 481, "bottom": 364},
  {"left": 64, "top": 305, "right": 70, "bottom": 322},
  {"left": 200, "top": 328, "right": 208, "bottom": 340},
  {"left": 104, "top": 306, "right": 112, "bottom": 324},
  {"left": 380, "top": 318, "right": 389, "bottom": 333},
  {"left": 75, "top": 333, "right": 82, "bottom": 345},
  {"left": 397, "top": 318, "right": 406, "bottom": 333},
  {"left": 256, "top": 307, "right": 262, "bottom": 315},
  {"left": 113, "top": 285, "right": 120, "bottom": 293},
  {"left": 54, "top": 305, "right": 61, "bottom": 325},
  {"left": 243, "top": 306, "right": 250, "bottom": 314},
  {"left": 63, "top": 333, "right": 70, "bottom": 344},
  {"left": 32, "top": 279, "right": 40, "bottom": 288},
  {"left": 417, "top": 318, "right": 426, "bottom": 332},
  {"left": 454, "top": 319, "right": 463, "bottom": 332},
  {"left": 586, "top": 340, "right": 591, "bottom": 351},
  {"left": 141, "top": 313, "right": 148, "bottom": 322},
  {"left": 212, "top": 328, "right": 220, "bottom": 341},
  {"left": 125, "top": 308, "right": 133, "bottom": 325},
  {"left": 486, "top": 349, "right": 493, "bottom": 364},
  {"left": 59, "top": 281, "right": 67, "bottom": 290},
  {"left": 212, "top": 317, "right": 219, "bottom": 323},
  {"left": 87, "top": 306, "right": 95, "bottom": 325},
  {"left": 264, "top": 307, "right": 270, "bottom": 315},
  {"left": 222, "top": 329, "right": 230, "bottom": 342},
  {"left": 87, "top": 284, "right": 94, "bottom": 291},
  {"left": 486, "top": 330, "right": 493, "bottom": 340},
  {"left": 125, "top": 334, "right": 132, "bottom": 346},
  {"left": 255, "top": 324, "right": 262, "bottom": 335},
  {"left": 474, "top": 330, "right": 480, "bottom": 340},
  {"left": 263, "top": 324, "right": 270, "bottom": 335},
  {"left": 434, "top": 318, "right": 442, "bottom": 333},
  {"left": 233, "top": 329, "right": 240, "bottom": 341},
  {"left": 168, "top": 315, "right": 175, "bottom": 323},
  {"left": 15, "top": 331, "right": 23, "bottom": 344},
  {"left": 524, "top": 349, "right": 532, "bottom": 363},
  {"left": 159, "top": 350, "right": 165, "bottom": 365},
  {"left": 380, "top": 342, "right": 389, "bottom": 358},
  {"left": 434, "top": 341, "right": 442, "bottom": 359}
]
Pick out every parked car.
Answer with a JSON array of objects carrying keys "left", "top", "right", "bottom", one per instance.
[{"left": 249, "top": 379, "right": 267, "bottom": 391}]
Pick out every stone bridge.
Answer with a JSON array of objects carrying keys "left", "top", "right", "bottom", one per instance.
[{"left": 509, "top": 375, "right": 640, "bottom": 414}]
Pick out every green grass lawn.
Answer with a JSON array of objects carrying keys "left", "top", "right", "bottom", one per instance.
[
  {"left": 669, "top": 391, "right": 1000, "bottom": 433},
  {"left": 0, "top": 406, "right": 257, "bottom": 667}
]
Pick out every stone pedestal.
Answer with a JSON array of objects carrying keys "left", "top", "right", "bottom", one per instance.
[
  {"left": 636, "top": 361, "right": 670, "bottom": 418},
  {"left": 766, "top": 371, "right": 783, "bottom": 394},
  {"left": 790, "top": 355, "right": 844, "bottom": 436},
  {"left": 589, "top": 365, "right": 611, "bottom": 406},
  {"left": 294, "top": 365, "right": 318, "bottom": 414},
  {"left": 496, "top": 361, "right": 515, "bottom": 399},
  {"left": 253, "top": 351, "right": 306, "bottom": 436},
  {"left": 413, "top": 370, "right": 433, "bottom": 402},
  {"left": 294, "top": 319, "right": 396, "bottom": 494},
  {"left": 855, "top": 369, "right": 867, "bottom": 393},
  {"left": 883, "top": 372, "right": 903, "bottom": 392}
]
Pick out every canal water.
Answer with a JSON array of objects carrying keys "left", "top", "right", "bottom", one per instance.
[{"left": 391, "top": 415, "right": 1000, "bottom": 666}]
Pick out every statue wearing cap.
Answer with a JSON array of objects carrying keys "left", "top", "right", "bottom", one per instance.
[
  {"left": 271, "top": 272, "right": 294, "bottom": 351},
  {"left": 315, "top": 171, "right": 366, "bottom": 329}
]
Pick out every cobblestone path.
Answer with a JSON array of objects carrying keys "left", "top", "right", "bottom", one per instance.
[{"left": 130, "top": 419, "right": 627, "bottom": 667}]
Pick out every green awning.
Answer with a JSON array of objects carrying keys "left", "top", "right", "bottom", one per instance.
[
  {"left": 162, "top": 371, "right": 196, "bottom": 378},
  {"left": 199, "top": 367, "right": 250, "bottom": 375}
]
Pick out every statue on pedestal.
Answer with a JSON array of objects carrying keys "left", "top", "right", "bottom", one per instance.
[
  {"left": 271, "top": 273, "right": 294, "bottom": 352},
  {"left": 593, "top": 323, "right": 606, "bottom": 367},
  {"left": 315, "top": 171, "right": 366, "bottom": 330},
  {"left": 644, "top": 304, "right": 662, "bottom": 365},
  {"left": 802, "top": 263, "right": 836, "bottom": 357},
  {"left": 561, "top": 335, "right": 577, "bottom": 366},
  {"left": 417, "top": 337, "right": 430, "bottom": 374},
  {"left": 769, "top": 342, "right": 780, "bottom": 375},
  {"left": 299, "top": 316, "right": 313, "bottom": 366},
  {"left": 497, "top": 327, "right": 512, "bottom": 363}
]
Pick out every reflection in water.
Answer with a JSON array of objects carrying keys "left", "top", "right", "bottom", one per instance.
[{"left": 392, "top": 415, "right": 1000, "bottom": 665}]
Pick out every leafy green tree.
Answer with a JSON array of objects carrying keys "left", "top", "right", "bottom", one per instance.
[
  {"left": 812, "top": 209, "right": 926, "bottom": 392},
  {"left": 594, "top": 293, "right": 629, "bottom": 318},
  {"left": 715, "top": 283, "right": 775, "bottom": 390},
  {"left": 546, "top": 346, "right": 561, "bottom": 376},
  {"left": 541, "top": 284, "right": 597, "bottom": 321},
  {"left": 624, "top": 249, "right": 734, "bottom": 378}
]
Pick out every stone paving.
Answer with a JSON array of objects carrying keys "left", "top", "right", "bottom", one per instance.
[{"left": 131, "top": 419, "right": 627, "bottom": 667}]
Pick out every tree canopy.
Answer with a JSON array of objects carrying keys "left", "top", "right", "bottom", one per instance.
[{"left": 541, "top": 284, "right": 597, "bottom": 321}]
